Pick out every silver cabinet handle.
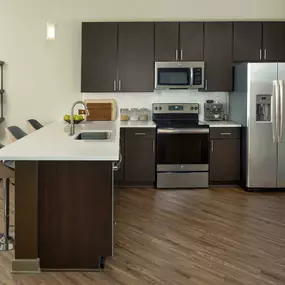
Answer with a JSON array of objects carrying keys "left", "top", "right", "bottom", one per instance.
[
  {"left": 134, "top": 132, "right": 146, "bottom": 136},
  {"left": 180, "top": 49, "right": 183, "bottom": 60},
  {"left": 264, "top": 49, "right": 267, "bottom": 60},
  {"left": 211, "top": 140, "right": 214, "bottom": 152},
  {"left": 152, "top": 140, "right": 155, "bottom": 152},
  {"left": 205, "top": 79, "right": 208, "bottom": 90},
  {"left": 113, "top": 80, "right": 117, "bottom": 91},
  {"left": 279, "top": 80, "right": 284, "bottom": 143},
  {"left": 175, "top": 50, "right": 178, "bottom": 61},
  {"left": 118, "top": 80, "right": 121, "bottom": 91},
  {"left": 260, "top": 49, "right": 263, "bottom": 60},
  {"left": 221, "top": 132, "right": 232, "bottom": 135}
]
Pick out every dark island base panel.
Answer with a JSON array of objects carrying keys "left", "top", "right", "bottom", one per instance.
[{"left": 13, "top": 161, "right": 113, "bottom": 272}]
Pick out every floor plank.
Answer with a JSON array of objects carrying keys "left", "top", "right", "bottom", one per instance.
[{"left": 1, "top": 185, "right": 285, "bottom": 284}]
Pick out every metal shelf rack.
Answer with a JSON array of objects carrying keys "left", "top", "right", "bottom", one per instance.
[{"left": 0, "top": 61, "right": 5, "bottom": 122}]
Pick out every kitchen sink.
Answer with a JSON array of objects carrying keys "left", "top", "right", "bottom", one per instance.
[{"left": 74, "top": 131, "right": 112, "bottom": 140}]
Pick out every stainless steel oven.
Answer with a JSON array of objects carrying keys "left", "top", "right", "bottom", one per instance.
[
  {"left": 153, "top": 103, "right": 209, "bottom": 189},
  {"left": 155, "top": 61, "right": 204, "bottom": 90}
]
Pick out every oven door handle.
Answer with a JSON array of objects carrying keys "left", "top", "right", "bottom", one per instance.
[{"left": 157, "top": 128, "right": 209, "bottom": 134}]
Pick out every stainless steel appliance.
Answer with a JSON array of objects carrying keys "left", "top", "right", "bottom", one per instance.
[
  {"left": 204, "top": 100, "right": 225, "bottom": 121},
  {"left": 155, "top": 62, "right": 204, "bottom": 90},
  {"left": 153, "top": 103, "right": 209, "bottom": 188},
  {"left": 229, "top": 63, "right": 285, "bottom": 190}
]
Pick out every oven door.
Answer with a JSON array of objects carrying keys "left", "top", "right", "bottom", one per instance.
[
  {"left": 155, "top": 65, "right": 192, "bottom": 89},
  {"left": 156, "top": 128, "right": 209, "bottom": 188}
]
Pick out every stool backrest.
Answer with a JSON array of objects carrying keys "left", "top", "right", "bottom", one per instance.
[
  {"left": 27, "top": 119, "right": 43, "bottom": 133},
  {"left": 6, "top": 126, "right": 27, "bottom": 143}
]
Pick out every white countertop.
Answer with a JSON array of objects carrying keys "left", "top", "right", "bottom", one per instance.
[
  {"left": 203, "top": 120, "right": 241, "bottom": 127},
  {"left": 120, "top": 120, "right": 156, "bottom": 128},
  {"left": 0, "top": 121, "right": 120, "bottom": 161}
]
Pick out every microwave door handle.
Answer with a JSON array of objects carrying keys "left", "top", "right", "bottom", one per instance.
[{"left": 190, "top": 68, "right": 194, "bottom": 86}]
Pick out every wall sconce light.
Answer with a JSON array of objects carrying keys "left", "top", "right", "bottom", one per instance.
[{"left": 46, "top": 22, "right": 56, "bottom": 40}]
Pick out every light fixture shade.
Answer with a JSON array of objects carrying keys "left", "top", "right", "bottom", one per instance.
[{"left": 46, "top": 22, "right": 56, "bottom": 40}]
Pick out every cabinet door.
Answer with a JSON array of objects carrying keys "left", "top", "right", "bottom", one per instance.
[
  {"left": 210, "top": 139, "right": 240, "bottom": 182},
  {"left": 204, "top": 22, "right": 233, "bottom": 92},
  {"left": 155, "top": 22, "right": 179, "bottom": 61},
  {"left": 81, "top": 23, "right": 118, "bottom": 92},
  {"left": 263, "top": 22, "right": 285, "bottom": 62},
  {"left": 180, "top": 22, "right": 204, "bottom": 61},
  {"left": 115, "top": 129, "right": 124, "bottom": 183},
  {"left": 125, "top": 128, "right": 156, "bottom": 182},
  {"left": 233, "top": 22, "right": 262, "bottom": 62},
  {"left": 118, "top": 23, "right": 154, "bottom": 92}
]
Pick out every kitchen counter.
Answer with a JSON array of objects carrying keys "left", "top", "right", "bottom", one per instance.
[
  {"left": 120, "top": 120, "right": 156, "bottom": 128},
  {"left": 3, "top": 120, "right": 120, "bottom": 273},
  {"left": 203, "top": 120, "right": 241, "bottom": 127},
  {"left": 0, "top": 120, "right": 120, "bottom": 161}
]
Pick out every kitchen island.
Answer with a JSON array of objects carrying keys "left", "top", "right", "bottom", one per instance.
[{"left": 0, "top": 121, "right": 120, "bottom": 272}]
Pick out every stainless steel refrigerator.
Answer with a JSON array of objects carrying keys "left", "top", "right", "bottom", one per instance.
[{"left": 230, "top": 63, "right": 285, "bottom": 190}]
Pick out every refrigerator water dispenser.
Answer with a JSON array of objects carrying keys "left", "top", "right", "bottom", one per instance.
[{"left": 256, "top": 95, "right": 271, "bottom": 122}]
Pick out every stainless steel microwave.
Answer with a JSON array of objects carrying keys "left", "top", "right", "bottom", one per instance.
[{"left": 155, "top": 61, "right": 204, "bottom": 90}]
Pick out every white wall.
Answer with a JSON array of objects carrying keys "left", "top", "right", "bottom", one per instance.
[{"left": 0, "top": 0, "right": 284, "bottom": 139}]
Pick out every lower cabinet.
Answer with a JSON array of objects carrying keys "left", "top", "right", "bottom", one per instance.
[
  {"left": 115, "top": 127, "right": 156, "bottom": 186},
  {"left": 210, "top": 128, "right": 241, "bottom": 183}
]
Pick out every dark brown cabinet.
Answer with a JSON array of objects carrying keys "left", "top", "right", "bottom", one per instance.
[
  {"left": 234, "top": 22, "right": 285, "bottom": 62},
  {"left": 155, "top": 22, "right": 204, "bottom": 61},
  {"left": 81, "top": 22, "right": 154, "bottom": 92},
  {"left": 180, "top": 22, "right": 204, "bottom": 61},
  {"left": 114, "top": 129, "right": 125, "bottom": 183},
  {"left": 204, "top": 22, "right": 233, "bottom": 92},
  {"left": 155, "top": 22, "right": 179, "bottom": 61},
  {"left": 210, "top": 128, "right": 241, "bottom": 183},
  {"left": 118, "top": 23, "right": 154, "bottom": 92},
  {"left": 125, "top": 128, "right": 156, "bottom": 183},
  {"left": 115, "top": 128, "right": 156, "bottom": 186},
  {"left": 233, "top": 22, "right": 262, "bottom": 62},
  {"left": 263, "top": 22, "right": 285, "bottom": 61},
  {"left": 81, "top": 23, "right": 118, "bottom": 92}
]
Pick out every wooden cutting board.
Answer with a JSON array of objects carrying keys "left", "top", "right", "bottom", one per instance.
[{"left": 79, "top": 99, "right": 117, "bottom": 121}]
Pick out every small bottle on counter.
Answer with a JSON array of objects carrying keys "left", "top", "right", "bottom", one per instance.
[
  {"left": 120, "top": 108, "right": 130, "bottom": 121},
  {"left": 139, "top": 108, "right": 149, "bottom": 121},
  {"left": 130, "top": 108, "right": 140, "bottom": 121}
]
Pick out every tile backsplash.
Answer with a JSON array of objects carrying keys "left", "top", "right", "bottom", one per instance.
[{"left": 83, "top": 90, "right": 228, "bottom": 120}]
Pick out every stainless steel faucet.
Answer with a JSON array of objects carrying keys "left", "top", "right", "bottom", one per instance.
[{"left": 69, "top": 100, "right": 89, "bottom": 136}]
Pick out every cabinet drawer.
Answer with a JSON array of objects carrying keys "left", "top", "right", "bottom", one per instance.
[
  {"left": 210, "top": 127, "right": 240, "bottom": 139},
  {"left": 125, "top": 128, "right": 156, "bottom": 139}
]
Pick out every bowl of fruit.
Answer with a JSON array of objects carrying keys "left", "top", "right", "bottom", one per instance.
[{"left": 64, "top": 114, "right": 84, "bottom": 124}]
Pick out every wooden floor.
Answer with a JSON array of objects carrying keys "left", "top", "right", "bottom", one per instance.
[{"left": 1, "top": 185, "right": 285, "bottom": 284}]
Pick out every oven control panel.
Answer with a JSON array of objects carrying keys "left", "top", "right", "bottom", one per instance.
[{"left": 152, "top": 103, "right": 199, "bottom": 114}]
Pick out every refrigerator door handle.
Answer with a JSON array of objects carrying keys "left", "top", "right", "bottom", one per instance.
[
  {"left": 279, "top": 80, "right": 284, "bottom": 143},
  {"left": 272, "top": 80, "right": 278, "bottom": 143}
]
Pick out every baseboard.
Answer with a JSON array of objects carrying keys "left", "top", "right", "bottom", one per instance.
[{"left": 11, "top": 258, "right": 40, "bottom": 274}]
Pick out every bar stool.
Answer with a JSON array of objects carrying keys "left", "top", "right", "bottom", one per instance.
[
  {"left": 27, "top": 119, "right": 43, "bottom": 133},
  {"left": 6, "top": 126, "right": 27, "bottom": 143},
  {"left": 0, "top": 144, "right": 15, "bottom": 251}
]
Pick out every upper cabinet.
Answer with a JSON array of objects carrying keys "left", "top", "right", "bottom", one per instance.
[
  {"left": 81, "top": 23, "right": 118, "bottom": 92},
  {"left": 155, "top": 23, "right": 179, "bottom": 61},
  {"left": 233, "top": 22, "right": 262, "bottom": 62},
  {"left": 233, "top": 22, "right": 285, "bottom": 62},
  {"left": 179, "top": 22, "right": 204, "bottom": 61},
  {"left": 204, "top": 22, "right": 233, "bottom": 92},
  {"left": 263, "top": 22, "right": 285, "bottom": 62},
  {"left": 81, "top": 22, "right": 154, "bottom": 93},
  {"left": 155, "top": 22, "right": 204, "bottom": 61},
  {"left": 118, "top": 23, "right": 154, "bottom": 92}
]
